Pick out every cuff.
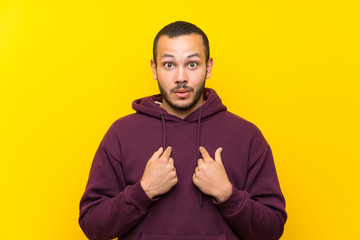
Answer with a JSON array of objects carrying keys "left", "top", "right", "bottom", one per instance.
[
  {"left": 212, "top": 184, "right": 248, "bottom": 215},
  {"left": 126, "top": 180, "right": 158, "bottom": 211}
]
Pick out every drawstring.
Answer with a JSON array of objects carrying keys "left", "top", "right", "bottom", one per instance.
[
  {"left": 160, "top": 109, "right": 204, "bottom": 207},
  {"left": 197, "top": 107, "right": 203, "bottom": 207},
  {"left": 160, "top": 113, "right": 167, "bottom": 149}
]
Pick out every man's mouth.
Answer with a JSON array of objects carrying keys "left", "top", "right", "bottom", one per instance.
[
  {"left": 174, "top": 88, "right": 191, "bottom": 98},
  {"left": 174, "top": 88, "right": 190, "bottom": 93}
]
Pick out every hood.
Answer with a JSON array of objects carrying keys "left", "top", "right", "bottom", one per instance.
[{"left": 132, "top": 88, "right": 227, "bottom": 122}]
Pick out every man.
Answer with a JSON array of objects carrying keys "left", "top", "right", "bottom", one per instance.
[{"left": 79, "top": 21, "right": 287, "bottom": 240}]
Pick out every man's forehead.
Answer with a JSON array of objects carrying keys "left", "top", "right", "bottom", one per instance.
[{"left": 156, "top": 34, "right": 205, "bottom": 58}]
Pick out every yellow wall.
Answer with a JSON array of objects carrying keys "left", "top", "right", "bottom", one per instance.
[{"left": 1, "top": 0, "right": 359, "bottom": 239}]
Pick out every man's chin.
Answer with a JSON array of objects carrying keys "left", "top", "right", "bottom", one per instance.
[{"left": 172, "top": 101, "right": 193, "bottom": 110}]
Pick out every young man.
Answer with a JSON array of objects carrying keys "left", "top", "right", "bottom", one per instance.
[{"left": 79, "top": 21, "right": 287, "bottom": 240}]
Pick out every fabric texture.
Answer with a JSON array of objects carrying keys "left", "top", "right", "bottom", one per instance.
[{"left": 79, "top": 88, "right": 287, "bottom": 240}]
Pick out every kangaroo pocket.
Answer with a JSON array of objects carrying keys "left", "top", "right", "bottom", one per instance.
[{"left": 142, "top": 232, "right": 226, "bottom": 240}]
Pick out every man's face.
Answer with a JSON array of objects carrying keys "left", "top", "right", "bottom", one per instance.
[{"left": 151, "top": 34, "right": 213, "bottom": 114}]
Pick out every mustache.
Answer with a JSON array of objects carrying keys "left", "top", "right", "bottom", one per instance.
[{"left": 171, "top": 84, "right": 194, "bottom": 93}]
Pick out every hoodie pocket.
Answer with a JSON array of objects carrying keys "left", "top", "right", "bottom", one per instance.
[{"left": 142, "top": 232, "right": 226, "bottom": 240}]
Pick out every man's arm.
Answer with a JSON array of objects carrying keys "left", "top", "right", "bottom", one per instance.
[
  {"left": 193, "top": 145, "right": 286, "bottom": 240},
  {"left": 79, "top": 143, "right": 177, "bottom": 240}
]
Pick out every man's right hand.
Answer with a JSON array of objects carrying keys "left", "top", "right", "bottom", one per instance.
[{"left": 140, "top": 147, "right": 178, "bottom": 199}]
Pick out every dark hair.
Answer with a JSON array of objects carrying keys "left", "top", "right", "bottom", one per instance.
[{"left": 153, "top": 21, "right": 210, "bottom": 66}]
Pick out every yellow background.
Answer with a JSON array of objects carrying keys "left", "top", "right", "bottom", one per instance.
[{"left": 1, "top": 0, "right": 359, "bottom": 239}]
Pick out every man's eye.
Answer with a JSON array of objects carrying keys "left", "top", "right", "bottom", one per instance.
[
  {"left": 188, "top": 62, "right": 197, "bottom": 68},
  {"left": 165, "top": 63, "right": 173, "bottom": 68}
]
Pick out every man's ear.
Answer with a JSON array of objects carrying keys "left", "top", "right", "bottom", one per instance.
[
  {"left": 205, "top": 57, "right": 213, "bottom": 79},
  {"left": 150, "top": 59, "right": 158, "bottom": 80}
]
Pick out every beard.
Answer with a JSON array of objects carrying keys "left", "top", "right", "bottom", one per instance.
[{"left": 158, "top": 79, "right": 206, "bottom": 111}]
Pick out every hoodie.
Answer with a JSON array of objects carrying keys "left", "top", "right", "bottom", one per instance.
[{"left": 79, "top": 88, "right": 287, "bottom": 240}]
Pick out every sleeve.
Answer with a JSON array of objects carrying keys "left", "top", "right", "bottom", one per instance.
[
  {"left": 214, "top": 132, "right": 287, "bottom": 240},
  {"left": 79, "top": 132, "right": 156, "bottom": 240}
]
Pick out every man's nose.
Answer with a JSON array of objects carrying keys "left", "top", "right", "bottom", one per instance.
[{"left": 175, "top": 67, "right": 188, "bottom": 84}]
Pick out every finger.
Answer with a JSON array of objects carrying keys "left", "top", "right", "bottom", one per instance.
[
  {"left": 161, "top": 146, "right": 172, "bottom": 159},
  {"left": 192, "top": 173, "right": 200, "bottom": 186},
  {"left": 199, "top": 146, "right": 212, "bottom": 161},
  {"left": 197, "top": 158, "right": 204, "bottom": 166},
  {"left": 192, "top": 173, "right": 198, "bottom": 184},
  {"left": 149, "top": 147, "right": 163, "bottom": 161},
  {"left": 194, "top": 167, "right": 200, "bottom": 175},
  {"left": 215, "top": 147, "right": 223, "bottom": 163},
  {"left": 169, "top": 157, "right": 175, "bottom": 167}
]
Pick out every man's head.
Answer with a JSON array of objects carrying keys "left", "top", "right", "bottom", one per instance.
[
  {"left": 153, "top": 21, "right": 210, "bottom": 67},
  {"left": 150, "top": 21, "right": 213, "bottom": 118}
]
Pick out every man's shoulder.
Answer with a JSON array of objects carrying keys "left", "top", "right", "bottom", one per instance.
[
  {"left": 217, "top": 111, "right": 269, "bottom": 147},
  {"left": 101, "top": 112, "right": 150, "bottom": 143},
  {"left": 112, "top": 112, "right": 142, "bottom": 123},
  {"left": 217, "top": 111, "right": 261, "bottom": 132},
  {"left": 109, "top": 112, "right": 149, "bottom": 130}
]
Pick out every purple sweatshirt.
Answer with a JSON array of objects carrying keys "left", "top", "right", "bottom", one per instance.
[{"left": 79, "top": 88, "right": 287, "bottom": 240}]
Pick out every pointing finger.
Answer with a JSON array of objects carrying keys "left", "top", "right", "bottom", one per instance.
[
  {"left": 215, "top": 147, "right": 223, "bottom": 163},
  {"left": 161, "top": 146, "right": 172, "bottom": 159},
  {"left": 150, "top": 147, "right": 163, "bottom": 161},
  {"left": 199, "top": 147, "right": 211, "bottom": 161}
]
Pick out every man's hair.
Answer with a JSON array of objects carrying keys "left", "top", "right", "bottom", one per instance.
[{"left": 153, "top": 21, "right": 210, "bottom": 66}]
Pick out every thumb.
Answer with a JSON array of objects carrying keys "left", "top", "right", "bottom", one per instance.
[{"left": 215, "top": 147, "right": 223, "bottom": 163}]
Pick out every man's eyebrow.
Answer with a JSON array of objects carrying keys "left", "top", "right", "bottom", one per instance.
[
  {"left": 161, "top": 54, "right": 175, "bottom": 59},
  {"left": 187, "top": 53, "right": 201, "bottom": 58},
  {"left": 160, "top": 53, "right": 201, "bottom": 59}
]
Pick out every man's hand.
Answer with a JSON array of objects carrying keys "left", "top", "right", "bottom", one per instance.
[
  {"left": 193, "top": 147, "right": 232, "bottom": 202},
  {"left": 140, "top": 147, "right": 178, "bottom": 199}
]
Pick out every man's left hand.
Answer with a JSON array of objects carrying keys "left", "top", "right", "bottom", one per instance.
[{"left": 192, "top": 147, "right": 232, "bottom": 202}]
